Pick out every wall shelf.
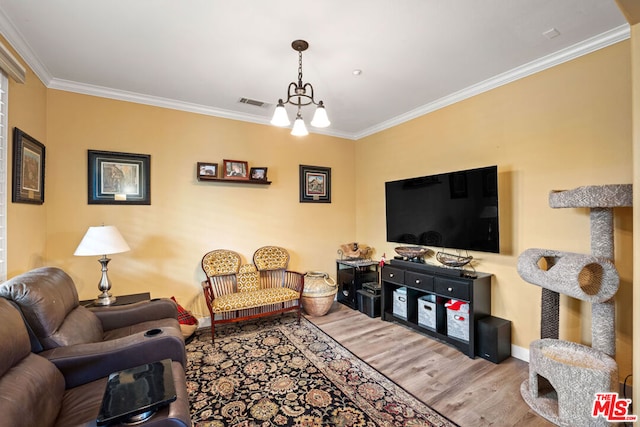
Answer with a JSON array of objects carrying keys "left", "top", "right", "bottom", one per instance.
[{"left": 197, "top": 177, "right": 271, "bottom": 185}]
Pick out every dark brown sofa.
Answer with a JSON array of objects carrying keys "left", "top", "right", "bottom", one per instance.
[
  {"left": 0, "top": 297, "right": 191, "bottom": 426},
  {"left": 0, "top": 267, "right": 186, "bottom": 388}
]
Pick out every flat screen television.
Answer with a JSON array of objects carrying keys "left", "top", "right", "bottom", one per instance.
[{"left": 385, "top": 165, "right": 499, "bottom": 254}]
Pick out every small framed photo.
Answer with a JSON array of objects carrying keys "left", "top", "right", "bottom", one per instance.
[
  {"left": 12, "top": 128, "right": 46, "bottom": 204},
  {"left": 250, "top": 167, "right": 268, "bottom": 181},
  {"left": 197, "top": 162, "right": 218, "bottom": 180},
  {"left": 299, "top": 164, "right": 331, "bottom": 203},
  {"left": 88, "top": 150, "right": 150, "bottom": 205},
  {"left": 223, "top": 159, "right": 249, "bottom": 180}
]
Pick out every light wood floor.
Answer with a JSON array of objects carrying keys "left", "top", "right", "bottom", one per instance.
[{"left": 304, "top": 302, "right": 553, "bottom": 427}]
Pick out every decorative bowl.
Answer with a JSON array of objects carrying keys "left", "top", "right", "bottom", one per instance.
[
  {"left": 394, "top": 246, "right": 432, "bottom": 259},
  {"left": 436, "top": 251, "right": 473, "bottom": 268}
]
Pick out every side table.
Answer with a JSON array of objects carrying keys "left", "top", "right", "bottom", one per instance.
[
  {"left": 336, "top": 259, "right": 379, "bottom": 310},
  {"left": 80, "top": 292, "right": 150, "bottom": 308}
]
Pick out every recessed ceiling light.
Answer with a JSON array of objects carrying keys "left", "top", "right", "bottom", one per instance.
[{"left": 352, "top": 69, "right": 362, "bottom": 76}]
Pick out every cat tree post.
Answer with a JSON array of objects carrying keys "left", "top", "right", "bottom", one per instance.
[{"left": 549, "top": 185, "right": 631, "bottom": 356}]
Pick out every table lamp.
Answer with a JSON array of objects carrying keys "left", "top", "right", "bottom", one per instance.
[{"left": 74, "top": 225, "right": 131, "bottom": 306}]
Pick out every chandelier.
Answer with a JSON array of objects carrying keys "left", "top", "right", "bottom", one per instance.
[{"left": 270, "top": 40, "right": 330, "bottom": 136}]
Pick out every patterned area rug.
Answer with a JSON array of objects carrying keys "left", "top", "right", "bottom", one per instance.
[{"left": 186, "top": 314, "right": 458, "bottom": 426}]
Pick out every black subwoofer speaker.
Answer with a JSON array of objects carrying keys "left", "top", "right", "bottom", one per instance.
[{"left": 476, "top": 316, "right": 511, "bottom": 363}]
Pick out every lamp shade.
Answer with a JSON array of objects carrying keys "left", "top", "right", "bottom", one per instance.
[
  {"left": 74, "top": 225, "right": 131, "bottom": 256},
  {"left": 310, "top": 102, "right": 330, "bottom": 128},
  {"left": 270, "top": 101, "right": 291, "bottom": 127},
  {"left": 291, "top": 116, "right": 309, "bottom": 136}
]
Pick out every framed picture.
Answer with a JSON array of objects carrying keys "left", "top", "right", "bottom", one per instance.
[
  {"left": 250, "top": 167, "right": 268, "bottom": 181},
  {"left": 88, "top": 150, "right": 150, "bottom": 205},
  {"left": 197, "top": 162, "right": 218, "bottom": 180},
  {"left": 12, "top": 128, "right": 46, "bottom": 204},
  {"left": 299, "top": 164, "right": 331, "bottom": 203},
  {"left": 223, "top": 159, "right": 249, "bottom": 180}
]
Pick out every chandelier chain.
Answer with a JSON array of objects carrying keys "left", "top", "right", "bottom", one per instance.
[{"left": 297, "top": 51, "right": 303, "bottom": 85}]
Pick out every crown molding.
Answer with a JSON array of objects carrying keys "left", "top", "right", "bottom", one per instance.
[
  {"left": 49, "top": 78, "right": 273, "bottom": 122},
  {"left": 353, "top": 24, "right": 631, "bottom": 140},
  {"left": 0, "top": 8, "right": 629, "bottom": 142},
  {"left": 0, "top": 7, "right": 52, "bottom": 85},
  {"left": 48, "top": 78, "right": 354, "bottom": 140}
]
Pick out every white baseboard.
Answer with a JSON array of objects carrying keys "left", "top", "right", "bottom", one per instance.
[
  {"left": 511, "top": 344, "right": 529, "bottom": 362},
  {"left": 197, "top": 316, "right": 211, "bottom": 328}
]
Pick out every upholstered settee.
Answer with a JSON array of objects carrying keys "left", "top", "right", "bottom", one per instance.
[
  {"left": 201, "top": 246, "right": 304, "bottom": 342},
  {"left": 0, "top": 266, "right": 187, "bottom": 388},
  {"left": 0, "top": 297, "right": 191, "bottom": 427}
]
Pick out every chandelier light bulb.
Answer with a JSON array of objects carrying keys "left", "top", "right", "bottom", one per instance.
[
  {"left": 270, "top": 100, "right": 291, "bottom": 126},
  {"left": 310, "top": 101, "right": 330, "bottom": 128},
  {"left": 291, "top": 114, "right": 309, "bottom": 136}
]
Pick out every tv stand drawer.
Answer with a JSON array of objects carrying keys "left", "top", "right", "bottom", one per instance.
[
  {"left": 381, "top": 267, "right": 404, "bottom": 285},
  {"left": 405, "top": 271, "right": 434, "bottom": 292},
  {"left": 435, "top": 277, "right": 470, "bottom": 301}
]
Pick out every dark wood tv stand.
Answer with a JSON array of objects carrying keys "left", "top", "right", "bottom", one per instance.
[{"left": 381, "top": 259, "right": 491, "bottom": 358}]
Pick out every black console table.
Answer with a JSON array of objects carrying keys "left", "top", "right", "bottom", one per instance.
[
  {"left": 381, "top": 259, "right": 491, "bottom": 358},
  {"left": 336, "top": 260, "right": 379, "bottom": 310}
]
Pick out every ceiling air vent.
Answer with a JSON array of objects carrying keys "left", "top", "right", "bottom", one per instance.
[{"left": 238, "top": 97, "right": 270, "bottom": 108}]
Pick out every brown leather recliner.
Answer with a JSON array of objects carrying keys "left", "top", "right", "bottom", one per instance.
[
  {"left": 0, "top": 297, "right": 192, "bottom": 427},
  {"left": 0, "top": 267, "right": 186, "bottom": 388}
]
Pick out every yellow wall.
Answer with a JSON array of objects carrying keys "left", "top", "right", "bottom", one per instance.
[
  {"left": 355, "top": 41, "right": 633, "bottom": 379},
  {"left": 3, "top": 35, "right": 48, "bottom": 278},
  {"left": 2, "top": 33, "right": 633, "bottom": 382},
  {"left": 633, "top": 21, "right": 639, "bottom": 413},
  {"left": 44, "top": 91, "right": 355, "bottom": 315},
  {"left": 629, "top": 15, "right": 640, "bottom": 411},
  {"left": 619, "top": 0, "right": 640, "bottom": 407}
]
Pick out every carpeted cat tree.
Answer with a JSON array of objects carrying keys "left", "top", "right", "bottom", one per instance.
[{"left": 517, "top": 184, "right": 632, "bottom": 427}]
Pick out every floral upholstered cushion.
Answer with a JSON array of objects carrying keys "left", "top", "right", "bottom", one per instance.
[
  {"left": 253, "top": 246, "right": 289, "bottom": 271},
  {"left": 202, "top": 249, "right": 241, "bottom": 277},
  {"left": 211, "top": 287, "right": 299, "bottom": 313},
  {"left": 237, "top": 264, "right": 260, "bottom": 292}
]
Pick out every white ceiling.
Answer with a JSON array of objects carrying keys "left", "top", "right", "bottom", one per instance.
[{"left": 0, "top": 0, "right": 629, "bottom": 140}]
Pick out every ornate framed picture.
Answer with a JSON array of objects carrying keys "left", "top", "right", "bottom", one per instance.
[
  {"left": 88, "top": 150, "right": 151, "bottom": 204},
  {"left": 250, "top": 167, "right": 268, "bottom": 181},
  {"left": 197, "top": 162, "right": 218, "bottom": 180},
  {"left": 223, "top": 159, "right": 249, "bottom": 180},
  {"left": 12, "top": 128, "right": 45, "bottom": 204},
  {"left": 299, "top": 164, "right": 331, "bottom": 203}
]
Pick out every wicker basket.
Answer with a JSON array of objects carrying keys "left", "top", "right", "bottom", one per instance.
[
  {"left": 436, "top": 251, "right": 473, "bottom": 267},
  {"left": 302, "top": 272, "right": 338, "bottom": 317}
]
